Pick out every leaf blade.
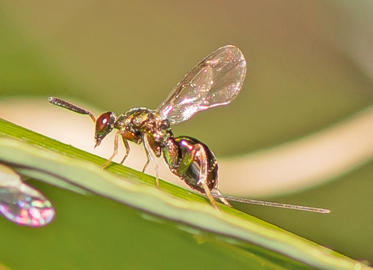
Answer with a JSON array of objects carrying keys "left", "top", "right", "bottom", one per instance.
[{"left": 0, "top": 118, "right": 370, "bottom": 270}]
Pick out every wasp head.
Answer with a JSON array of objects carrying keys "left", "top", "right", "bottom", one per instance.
[{"left": 95, "top": 112, "right": 116, "bottom": 147}]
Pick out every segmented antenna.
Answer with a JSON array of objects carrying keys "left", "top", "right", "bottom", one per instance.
[
  {"left": 48, "top": 97, "right": 96, "bottom": 122},
  {"left": 212, "top": 192, "right": 330, "bottom": 214}
]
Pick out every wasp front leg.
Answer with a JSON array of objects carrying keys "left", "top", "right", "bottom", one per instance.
[
  {"left": 102, "top": 131, "right": 121, "bottom": 168},
  {"left": 102, "top": 132, "right": 131, "bottom": 169}
]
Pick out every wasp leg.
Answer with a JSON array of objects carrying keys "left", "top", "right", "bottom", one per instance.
[
  {"left": 142, "top": 135, "right": 160, "bottom": 187},
  {"left": 102, "top": 131, "right": 120, "bottom": 169},
  {"left": 142, "top": 136, "right": 151, "bottom": 173},
  {"left": 193, "top": 144, "right": 220, "bottom": 210},
  {"left": 154, "top": 164, "right": 160, "bottom": 188},
  {"left": 202, "top": 182, "right": 219, "bottom": 210},
  {"left": 119, "top": 136, "right": 130, "bottom": 165},
  {"left": 212, "top": 189, "right": 232, "bottom": 207}
]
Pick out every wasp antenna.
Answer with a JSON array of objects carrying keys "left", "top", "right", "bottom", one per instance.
[
  {"left": 48, "top": 97, "right": 96, "bottom": 122},
  {"left": 212, "top": 192, "right": 330, "bottom": 214}
]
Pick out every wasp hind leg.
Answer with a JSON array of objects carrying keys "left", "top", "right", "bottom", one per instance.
[
  {"left": 212, "top": 189, "right": 232, "bottom": 207},
  {"left": 193, "top": 143, "right": 220, "bottom": 210},
  {"left": 202, "top": 182, "right": 219, "bottom": 210}
]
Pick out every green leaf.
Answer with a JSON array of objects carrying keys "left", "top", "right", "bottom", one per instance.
[{"left": 0, "top": 118, "right": 370, "bottom": 270}]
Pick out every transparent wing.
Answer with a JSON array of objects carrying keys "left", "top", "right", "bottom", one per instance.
[
  {"left": 157, "top": 45, "right": 246, "bottom": 125},
  {"left": 0, "top": 164, "right": 55, "bottom": 227}
]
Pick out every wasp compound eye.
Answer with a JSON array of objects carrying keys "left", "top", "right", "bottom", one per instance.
[
  {"left": 95, "top": 112, "right": 115, "bottom": 146},
  {"left": 96, "top": 112, "right": 113, "bottom": 132}
]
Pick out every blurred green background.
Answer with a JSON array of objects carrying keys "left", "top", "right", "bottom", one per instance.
[{"left": 0, "top": 0, "right": 372, "bottom": 269}]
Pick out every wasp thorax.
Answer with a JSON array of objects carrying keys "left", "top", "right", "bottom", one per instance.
[
  {"left": 160, "top": 119, "right": 170, "bottom": 130},
  {"left": 132, "top": 113, "right": 149, "bottom": 127},
  {"left": 150, "top": 119, "right": 170, "bottom": 143},
  {"left": 95, "top": 112, "right": 116, "bottom": 147}
]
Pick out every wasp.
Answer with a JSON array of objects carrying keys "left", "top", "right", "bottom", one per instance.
[{"left": 49, "top": 45, "right": 329, "bottom": 213}]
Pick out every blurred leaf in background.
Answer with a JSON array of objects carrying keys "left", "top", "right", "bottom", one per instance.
[{"left": 0, "top": 0, "right": 372, "bottom": 268}]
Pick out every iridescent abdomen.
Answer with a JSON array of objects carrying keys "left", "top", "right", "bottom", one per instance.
[{"left": 163, "top": 136, "right": 218, "bottom": 193}]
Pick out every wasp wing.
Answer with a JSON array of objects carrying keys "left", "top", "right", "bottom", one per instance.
[{"left": 157, "top": 45, "right": 246, "bottom": 125}]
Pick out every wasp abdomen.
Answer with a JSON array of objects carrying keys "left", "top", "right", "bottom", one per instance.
[{"left": 163, "top": 136, "right": 218, "bottom": 193}]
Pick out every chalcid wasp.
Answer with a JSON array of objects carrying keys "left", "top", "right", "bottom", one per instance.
[{"left": 49, "top": 45, "right": 329, "bottom": 213}]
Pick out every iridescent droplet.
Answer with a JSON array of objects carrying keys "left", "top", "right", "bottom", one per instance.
[
  {"left": 0, "top": 164, "right": 55, "bottom": 227},
  {"left": 0, "top": 185, "right": 55, "bottom": 227}
]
